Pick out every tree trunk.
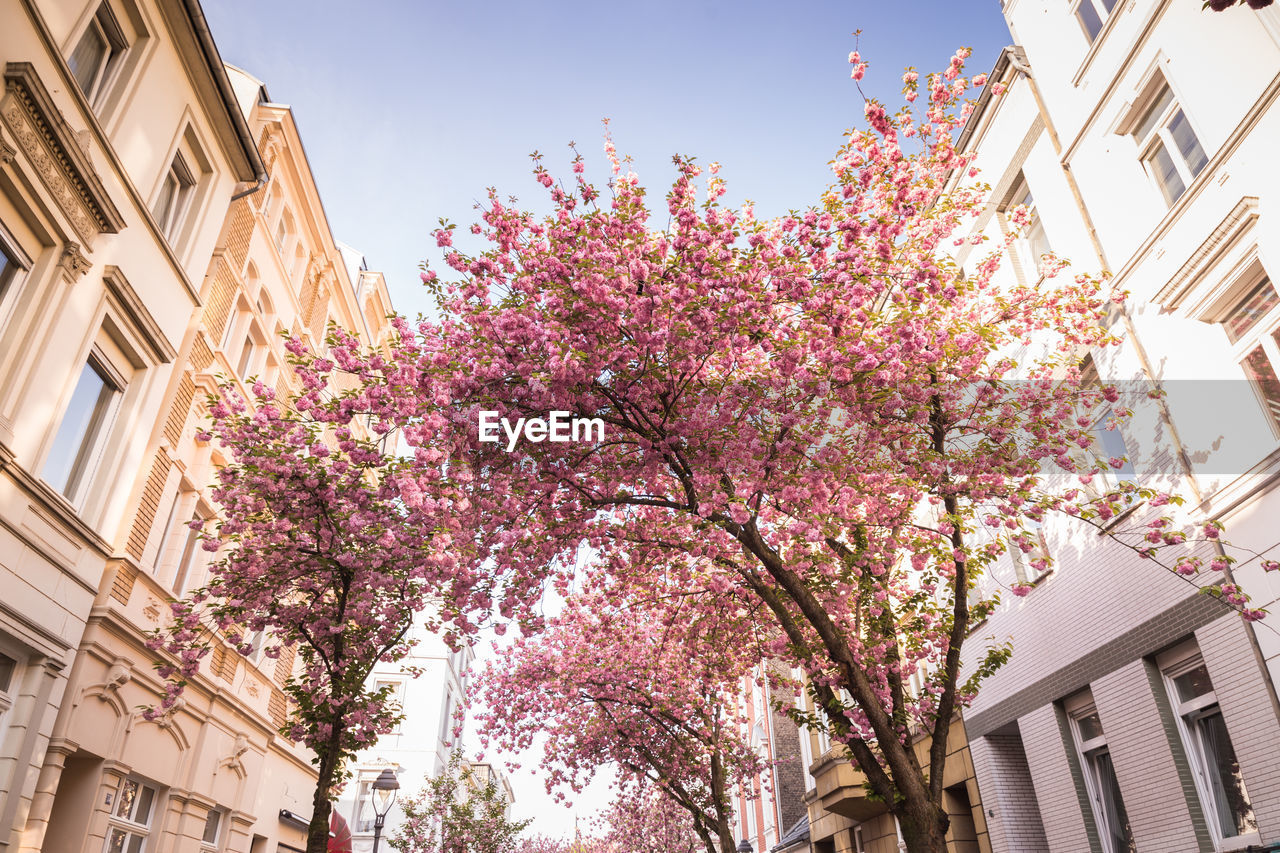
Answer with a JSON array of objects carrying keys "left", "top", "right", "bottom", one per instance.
[
  {"left": 307, "top": 723, "right": 345, "bottom": 853},
  {"left": 896, "top": 798, "right": 950, "bottom": 853}
]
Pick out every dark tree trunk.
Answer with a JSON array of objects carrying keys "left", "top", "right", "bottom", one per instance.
[
  {"left": 896, "top": 797, "right": 951, "bottom": 853},
  {"left": 306, "top": 723, "right": 345, "bottom": 853}
]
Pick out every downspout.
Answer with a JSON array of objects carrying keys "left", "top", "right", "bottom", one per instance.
[{"left": 1008, "top": 48, "right": 1280, "bottom": 723}]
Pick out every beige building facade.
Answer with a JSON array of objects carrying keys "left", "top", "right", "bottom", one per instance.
[{"left": 0, "top": 1, "right": 395, "bottom": 850}]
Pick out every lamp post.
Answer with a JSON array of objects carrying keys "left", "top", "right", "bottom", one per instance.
[
  {"left": 369, "top": 767, "right": 400, "bottom": 853},
  {"left": 737, "top": 840, "right": 753, "bottom": 853}
]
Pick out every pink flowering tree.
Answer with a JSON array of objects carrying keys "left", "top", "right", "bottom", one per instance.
[
  {"left": 592, "top": 782, "right": 703, "bottom": 853},
  {"left": 245, "top": 46, "right": 1268, "bottom": 852},
  {"left": 389, "top": 750, "right": 530, "bottom": 853},
  {"left": 479, "top": 577, "right": 766, "bottom": 853},
  {"left": 147, "top": 333, "right": 485, "bottom": 853}
]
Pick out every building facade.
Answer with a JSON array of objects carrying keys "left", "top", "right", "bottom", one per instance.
[
  {"left": 948, "top": 3, "right": 1280, "bottom": 852},
  {"left": 0, "top": 0, "right": 398, "bottom": 844},
  {"left": 0, "top": 0, "right": 262, "bottom": 849},
  {"left": 332, "top": 616, "right": 473, "bottom": 853}
]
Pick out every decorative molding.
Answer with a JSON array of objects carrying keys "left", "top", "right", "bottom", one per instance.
[
  {"left": 1, "top": 63, "right": 125, "bottom": 245},
  {"left": 0, "top": 131, "right": 15, "bottom": 165},
  {"left": 1154, "top": 197, "right": 1260, "bottom": 310},
  {"left": 103, "top": 265, "right": 178, "bottom": 363},
  {"left": 58, "top": 242, "right": 91, "bottom": 281},
  {"left": 219, "top": 733, "right": 250, "bottom": 779}
]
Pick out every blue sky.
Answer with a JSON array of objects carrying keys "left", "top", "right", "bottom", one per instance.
[
  {"left": 201, "top": 0, "right": 1014, "bottom": 836},
  {"left": 204, "top": 0, "right": 1013, "bottom": 320}
]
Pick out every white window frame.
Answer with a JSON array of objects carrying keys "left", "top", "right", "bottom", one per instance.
[
  {"left": 350, "top": 775, "right": 377, "bottom": 835},
  {"left": 999, "top": 172, "right": 1051, "bottom": 284},
  {"left": 1065, "top": 690, "right": 1133, "bottom": 853},
  {"left": 373, "top": 677, "right": 405, "bottom": 734},
  {"left": 0, "top": 649, "right": 20, "bottom": 739},
  {"left": 0, "top": 219, "right": 33, "bottom": 336},
  {"left": 1130, "top": 77, "right": 1208, "bottom": 207},
  {"left": 156, "top": 487, "right": 209, "bottom": 595},
  {"left": 200, "top": 806, "right": 226, "bottom": 851},
  {"left": 1159, "top": 644, "right": 1259, "bottom": 850},
  {"left": 67, "top": 3, "right": 128, "bottom": 108},
  {"left": 153, "top": 152, "right": 195, "bottom": 242},
  {"left": 1214, "top": 268, "right": 1280, "bottom": 437},
  {"left": 1008, "top": 515, "right": 1050, "bottom": 587},
  {"left": 1072, "top": 0, "right": 1119, "bottom": 43},
  {"left": 42, "top": 345, "right": 126, "bottom": 506},
  {"left": 103, "top": 776, "right": 159, "bottom": 853}
]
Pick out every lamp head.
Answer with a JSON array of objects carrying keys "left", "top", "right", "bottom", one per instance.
[{"left": 370, "top": 767, "right": 400, "bottom": 817}]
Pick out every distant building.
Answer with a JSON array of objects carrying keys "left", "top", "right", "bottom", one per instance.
[{"left": 332, "top": 613, "right": 473, "bottom": 853}]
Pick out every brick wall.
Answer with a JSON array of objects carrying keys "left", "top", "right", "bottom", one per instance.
[
  {"left": 1019, "top": 705, "right": 1094, "bottom": 851},
  {"left": 970, "top": 728, "right": 1049, "bottom": 853}
]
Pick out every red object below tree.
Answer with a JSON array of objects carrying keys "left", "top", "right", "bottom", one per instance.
[{"left": 328, "top": 811, "right": 353, "bottom": 853}]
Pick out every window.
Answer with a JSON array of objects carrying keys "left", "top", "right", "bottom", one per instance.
[
  {"left": 0, "top": 238, "right": 21, "bottom": 305},
  {"left": 1065, "top": 690, "right": 1134, "bottom": 853},
  {"left": 1001, "top": 173, "right": 1051, "bottom": 282},
  {"left": 1009, "top": 515, "right": 1050, "bottom": 587},
  {"left": 153, "top": 153, "right": 195, "bottom": 242},
  {"left": 375, "top": 678, "right": 404, "bottom": 733},
  {"left": 1079, "top": 358, "right": 1138, "bottom": 490},
  {"left": 43, "top": 353, "right": 123, "bottom": 501},
  {"left": 241, "top": 629, "right": 265, "bottom": 665},
  {"left": 1219, "top": 275, "right": 1280, "bottom": 435},
  {"left": 0, "top": 652, "right": 17, "bottom": 731},
  {"left": 104, "top": 777, "right": 158, "bottom": 853},
  {"left": 1074, "top": 0, "right": 1118, "bottom": 42},
  {"left": 157, "top": 490, "right": 207, "bottom": 594},
  {"left": 67, "top": 4, "right": 127, "bottom": 105},
  {"left": 351, "top": 778, "right": 376, "bottom": 834},
  {"left": 201, "top": 808, "right": 224, "bottom": 849},
  {"left": 1161, "top": 648, "right": 1258, "bottom": 846},
  {"left": 1132, "top": 79, "right": 1208, "bottom": 206}
]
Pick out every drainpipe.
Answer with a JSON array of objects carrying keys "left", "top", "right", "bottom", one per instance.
[{"left": 1009, "top": 48, "right": 1280, "bottom": 723}]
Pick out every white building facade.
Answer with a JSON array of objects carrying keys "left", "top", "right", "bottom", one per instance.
[{"left": 952, "top": 3, "right": 1280, "bottom": 852}]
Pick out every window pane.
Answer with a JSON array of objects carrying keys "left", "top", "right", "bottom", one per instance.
[
  {"left": 125, "top": 835, "right": 143, "bottom": 853},
  {"left": 1196, "top": 711, "right": 1257, "bottom": 837},
  {"left": 1167, "top": 110, "right": 1208, "bottom": 178},
  {"left": 236, "top": 336, "right": 255, "bottom": 377},
  {"left": 1076, "top": 710, "right": 1105, "bottom": 743},
  {"left": 1144, "top": 143, "right": 1185, "bottom": 206},
  {"left": 1088, "top": 749, "right": 1135, "bottom": 853},
  {"left": 1242, "top": 344, "right": 1280, "bottom": 432},
  {"left": 202, "top": 809, "right": 221, "bottom": 843},
  {"left": 153, "top": 173, "right": 178, "bottom": 233},
  {"left": 1173, "top": 663, "right": 1214, "bottom": 704},
  {"left": 172, "top": 514, "right": 203, "bottom": 595},
  {"left": 1099, "top": 0, "right": 1118, "bottom": 10},
  {"left": 1077, "top": 1, "right": 1104, "bottom": 40},
  {"left": 106, "top": 828, "right": 128, "bottom": 853},
  {"left": 1135, "top": 85, "right": 1175, "bottom": 143},
  {"left": 132, "top": 785, "right": 155, "bottom": 825},
  {"left": 0, "top": 653, "right": 14, "bottom": 692},
  {"left": 115, "top": 780, "right": 138, "bottom": 819},
  {"left": 68, "top": 22, "right": 107, "bottom": 96},
  {"left": 1224, "top": 278, "right": 1279, "bottom": 343},
  {"left": 0, "top": 246, "right": 16, "bottom": 301},
  {"left": 43, "top": 359, "right": 115, "bottom": 496}
]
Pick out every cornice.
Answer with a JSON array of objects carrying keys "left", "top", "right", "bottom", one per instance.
[{"left": 1, "top": 62, "right": 126, "bottom": 245}]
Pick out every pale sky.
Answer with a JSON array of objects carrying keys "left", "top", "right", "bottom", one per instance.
[{"left": 200, "top": 0, "right": 1014, "bottom": 838}]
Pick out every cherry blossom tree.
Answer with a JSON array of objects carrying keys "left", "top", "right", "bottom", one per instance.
[
  {"left": 183, "top": 44, "right": 1269, "bottom": 853},
  {"left": 147, "top": 335, "right": 485, "bottom": 853},
  {"left": 390, "top": 751, "right": 530, "bottom": 853},
  {"left": 592, "top": 782, "right": 703, "bottom": 853},
  {"left": 479, "top": 576, "right": 766, "bottom": 853}
]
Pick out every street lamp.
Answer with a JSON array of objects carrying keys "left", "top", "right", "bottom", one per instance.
[
  {"left": 369, "top": 767, "right": 400, "bottom": 853},
  {"left": 737, "top": 841, "right": 753, "bottom": 853}
]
